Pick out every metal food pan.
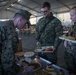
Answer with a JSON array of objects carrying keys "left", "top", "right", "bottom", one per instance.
[{"left": 33, "top": 57, "right": 69, "bottom": 75}]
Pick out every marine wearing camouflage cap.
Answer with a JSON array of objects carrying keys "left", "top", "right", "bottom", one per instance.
[
  {"left": 0, "top": 9, "right": 32, "bottom": 75},
  {"left": 15, "top": 9, "right": 31, "bottom": 20},
  {"left": 14, "top": 9, "right": 32, "bottom": 28}
]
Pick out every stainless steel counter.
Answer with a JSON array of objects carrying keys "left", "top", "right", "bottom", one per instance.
[
  {"left": 17, "top": 55, "right": 69, "bottom": 75},
  {"left": 33, "top": 57, "right": 69, "bottom": 75}
]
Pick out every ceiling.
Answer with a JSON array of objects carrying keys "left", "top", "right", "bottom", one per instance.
[{"left": 0, "top": 0, "right": 76, "bottom": 18}]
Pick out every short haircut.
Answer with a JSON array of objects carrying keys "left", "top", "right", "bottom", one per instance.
[{"left": 41, "top": 2, "right": 51, "bottom": 9}]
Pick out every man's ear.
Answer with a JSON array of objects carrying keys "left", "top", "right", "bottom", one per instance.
[{"left": 19, "top": 16, "right": 22, "bottom": 20}]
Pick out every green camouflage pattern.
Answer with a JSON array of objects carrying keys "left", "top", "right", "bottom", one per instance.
[
  {"left": 65, "top": 22, "right": 76, "bottom": 57},
  {"left": 36, "top": 13, "right": 63, "bottom": 48},
  {"left": 15, "top": 9, "right": 31, "bottom": 20},
  {"left": 35, "top": 13, "right": 63, "bottom": 64},
  {"left": 64, "top": 22, "right": 76, "bottom": 73},
  {"left": 0, "top": 20, "right": 19, "bottom": 75},
  {"left": 64, "top": 51, "right": 76, "bottom": 74}
]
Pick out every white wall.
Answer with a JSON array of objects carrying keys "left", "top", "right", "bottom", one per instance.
[
  {"left": 0, "top": 11, "right": 72, "bottom": 27},
  {"left": 54, "top": 12, "right": 72, "bottom": 26}
]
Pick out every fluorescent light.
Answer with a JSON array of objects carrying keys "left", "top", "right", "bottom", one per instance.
[
  {"left": 11, "top": 4, "right": 14, "bottom": 6},
  {"left": 7, "top": 8, "right": 9, "bottom": 9},
  {"left": 18, "top": 0, "right": 21, "bottom": 2},
  {"left": 0, "top": 19, "right": 9, "bottom": 21}
]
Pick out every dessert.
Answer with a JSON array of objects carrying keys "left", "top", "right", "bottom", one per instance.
[{"left": 28, "top": 62, "right": 41, "bottom": 71}]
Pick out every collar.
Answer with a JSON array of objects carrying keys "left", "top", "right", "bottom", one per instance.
[{"left": 45, "top": 12, "right": 53, "bottom": 19}]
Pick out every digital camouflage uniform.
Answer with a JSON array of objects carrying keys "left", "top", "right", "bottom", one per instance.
[
  {"left": 64, "top": 22, "right": 76, "bottom": 74},
  {"left": 36, "top": 12, "right": 63, "bottom": 64},
  {"left": 0, "top": 20, "right": 19, "bottom": 75}
]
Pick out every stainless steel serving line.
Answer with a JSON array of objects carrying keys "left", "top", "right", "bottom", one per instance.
[
  {"left": 34, "top": 57, "right": 69, "bottom": 75},
  {"left": 16, "top": 53, "right": 69, "bottom": 75}
]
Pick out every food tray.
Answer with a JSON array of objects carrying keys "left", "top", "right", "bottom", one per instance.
[
  {"left": 33, "top": 57, "right": 69, "bottom": 75},
  {"left": 39, "top": 57, "right": 69, "bottom": 75},
  {"left": 59, "top": 36, "right": 76, "bottom": 44},
  {"left": 16, "top": 56, "right": 69, "bottom": 75},
  {"left": 35, "top": 46, "right": 54, "bottom": 53}
]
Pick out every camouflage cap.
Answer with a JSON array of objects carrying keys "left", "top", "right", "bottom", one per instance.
[{"left": 15, "top": 9, "right": 31, "bottom": 20}]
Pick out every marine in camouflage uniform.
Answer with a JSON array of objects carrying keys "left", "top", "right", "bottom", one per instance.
[
  {"left": 64, "top": 22, "right": 76, "bottom": 74},
  {"left": 36, "top": 12, "right": 63, "bottom": 64},
  {"left": 0, "top": 9, "right": 31, "bottom": 75},
  {"left": 0, "top": 20, "right": 19, "bottom": 75}
]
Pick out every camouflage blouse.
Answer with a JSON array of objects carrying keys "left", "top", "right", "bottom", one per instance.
[
  {"left": 66, "top": 22, "right": 76, "bottom": 57},
  {"left": 0, "top": 20, "right": 19, "bottom": 71},
  {"left": 36, "top": 13, "right": 63, "bottom": 48}
]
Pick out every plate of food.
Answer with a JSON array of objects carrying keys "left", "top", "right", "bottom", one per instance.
[
  {"left": 35, "top": 46, "right": 54, "bottom": 53},
  {"left": 46, "top": 65, "right": 54, "bottom": 71},
  {"left": 42, "top": 65, "right": 57, "bottom": 75},
  {"left": 59, "top": 35, "right": 76, "bottom": 40},
  {"left": 43, "top": 46, "right": 54, "bottom": 53},
  {"left": 28, "top": 62, "right": 41, "bottom": 71}
]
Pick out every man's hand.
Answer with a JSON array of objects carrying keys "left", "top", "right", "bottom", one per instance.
[
  {"left": 36, "top": 42, "right": 41, "bottom": 46},
  {"left": 64, "top": 41, "right": 68, "bottom": 47}
]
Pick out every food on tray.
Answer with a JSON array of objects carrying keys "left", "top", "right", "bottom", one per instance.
[
  {"left": 60, "top": 35, "right": 76, "bottom": 40},
  {"left": 28, "top": 62, "right": 41, "bottom": 71},
  {"left": 66, "top": 36, "right": 76, "bottom": 40},
  {"left": 44, "top": 47, "right": 53, "bottom": 51},
  {"left": 42, "top": 69, "right": 50, "bottom": 75},
  {"left": 46, "top": 65, "right": 54, "bottom": 70},
  {"left": 24, "top": 51, "right": 35, "bottom": 58},
  {"left": 35, "top": 46, "right": 54, "bottom": 53}
]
